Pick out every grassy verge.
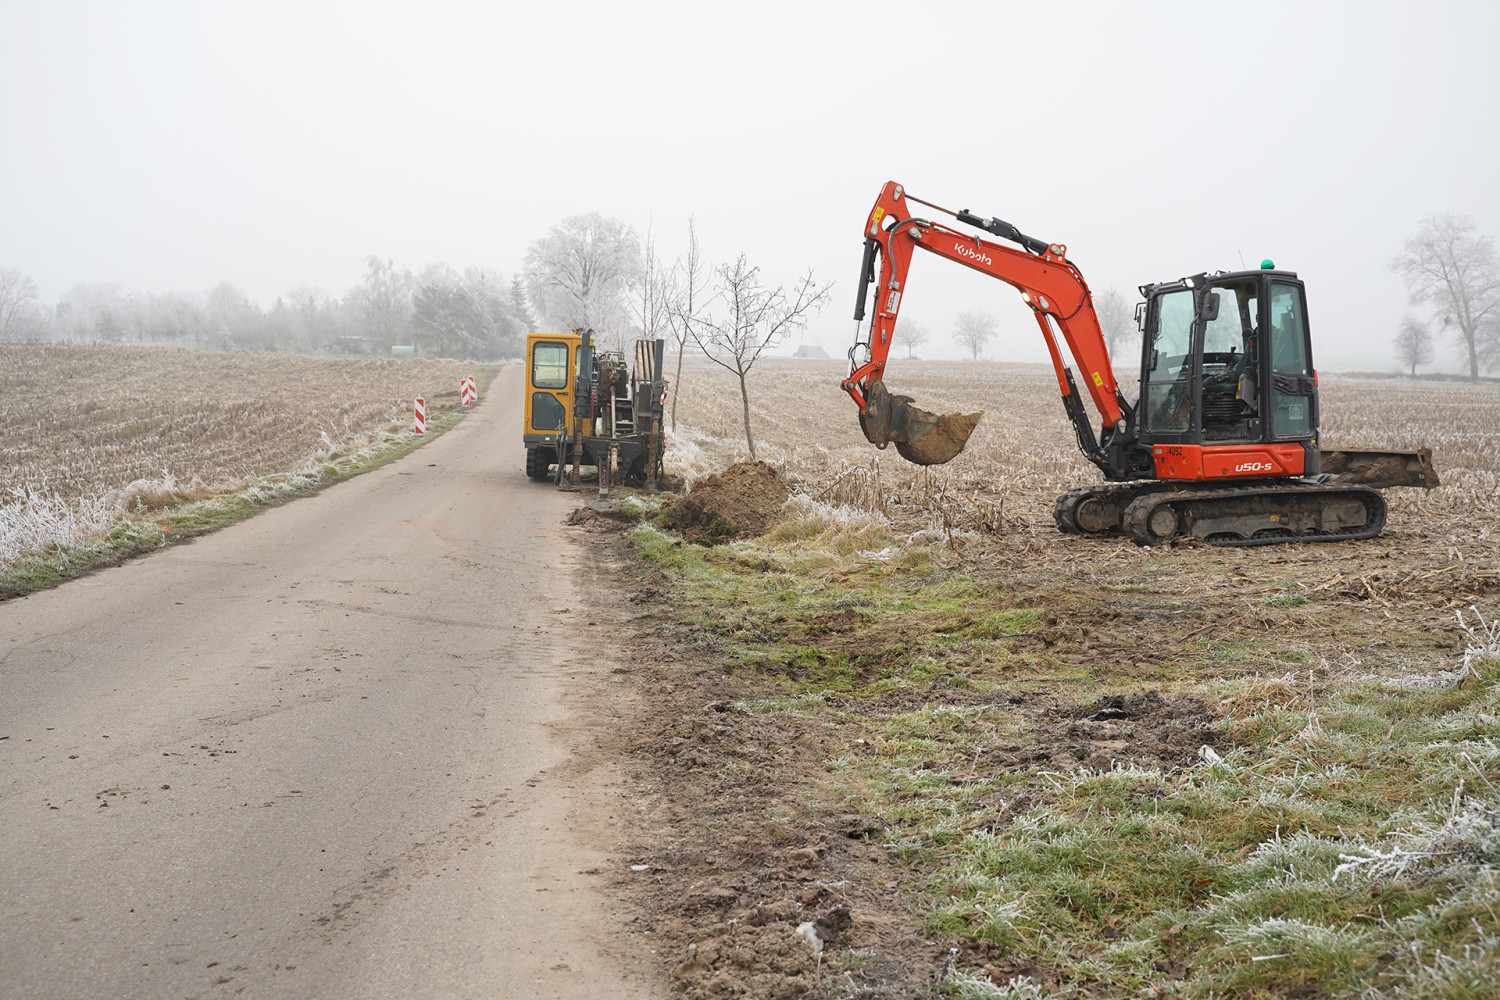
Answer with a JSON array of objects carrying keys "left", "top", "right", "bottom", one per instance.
[
  {"left": 0, "top": 373, "right": 493, "bottom": 601},
  {"left": 626, "top": 498, "right": 1500, "bottom": 998}
]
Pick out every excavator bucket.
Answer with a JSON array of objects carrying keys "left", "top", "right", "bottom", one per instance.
[{"left": 859, "top": 379, "right": 982, "bottom": 466}]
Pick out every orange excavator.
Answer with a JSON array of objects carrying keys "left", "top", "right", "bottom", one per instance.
[{"left": 843, "top": 181, "right": 1437, "bottom": 545}]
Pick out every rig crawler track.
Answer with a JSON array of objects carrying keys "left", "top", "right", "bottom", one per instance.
[{"left": 1055, "top": 481, "right": 1389, "bottom": 547}]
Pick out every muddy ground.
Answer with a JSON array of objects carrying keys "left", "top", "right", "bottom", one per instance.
[{"left": 565, "top": 474, "right": 1500, "bottom": 999}]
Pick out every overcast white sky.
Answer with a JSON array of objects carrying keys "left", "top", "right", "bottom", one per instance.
[{"left": 3, "top": 0, "right": 1498, "bottom": 371}]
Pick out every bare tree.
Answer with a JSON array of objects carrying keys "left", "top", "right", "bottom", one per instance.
[
  {"left": 632, "top": 221, "right": 674, "bottom": 350},
  {"left": 1094, "top": 286, "right": 1136, "bottom": 357},
  {"left": 523, "top": 212, "right": 642, "bottom": 351},
  {"left": 665, "top": 217, "right": 710, "bottom": 432},
  {"left": 902, "top": 320, "right": 930, "bottom": 359},
  {"left": 1392, "top": 214, "right": 1500, "bottom": 382},
  {"left": 0, "top": 268, "right": 42, "bottom": 340},
  {"left": 692, "top": 255, "right": 831, "bottom": 459},
  {"left": 953, "top": 310, "right": 998, "bottom": 359},
  {"left": 1393, "top": 314, "right": 1434, "bottom": 377}
]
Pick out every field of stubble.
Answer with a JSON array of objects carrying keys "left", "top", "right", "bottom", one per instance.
[
  {"left": 669, "top": 355, "right": 1500, "bottom": 557},
  {"left": 0, "top": 343, "right": 480, "bottom": 570},
  {"left": 1, "top": 344, "right": 478, "bottom": 502}
]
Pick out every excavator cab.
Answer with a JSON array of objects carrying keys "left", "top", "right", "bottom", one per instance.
[{"left": 1137, "top": 267, "right": 1321, "bottom": 479}]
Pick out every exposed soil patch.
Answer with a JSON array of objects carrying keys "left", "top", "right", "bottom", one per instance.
[
  {"left": 657, "top": 462, "right": 791, "bottom": 542},
  {"left": 1020, "top": 690, "right": 1217, "bottom": 772}
]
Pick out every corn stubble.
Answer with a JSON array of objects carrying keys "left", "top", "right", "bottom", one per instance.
[
  {"left": 0, "top": 344, "right": 475, "bottom": 564},
  {"left": 667, "top": 356, "right": 1500, "bottom": 543}
]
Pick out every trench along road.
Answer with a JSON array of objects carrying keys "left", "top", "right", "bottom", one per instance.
[{"left": 0, "top": 367, "right": 664, "bottom": 1000}]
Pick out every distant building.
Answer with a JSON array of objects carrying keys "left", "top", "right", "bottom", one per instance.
[{"left": 793, "top": 344, "right": 831, "bottom": 359}]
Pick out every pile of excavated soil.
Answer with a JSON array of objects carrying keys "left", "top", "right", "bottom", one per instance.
[{"left": 659, "top": 461, "right": 792, "bottom": 542}]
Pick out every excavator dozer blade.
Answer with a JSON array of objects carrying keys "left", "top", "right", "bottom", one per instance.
[
  {"left": 1321, "top": 447, "right": 1439, "bottom": 489},
  {"left": 861, "top": 379, "right": 981, "bottom": 466}
]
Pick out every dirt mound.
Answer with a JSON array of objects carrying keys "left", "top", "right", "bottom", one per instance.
[
  {"left": 658, "top": 461, "right": 791, "bottom": 542},
  {"left": 984, "top": 690, "right": 1218, "bottom": 774},
  {"left": 674, "top": 911, "right": 820, "bottom": 1000}
]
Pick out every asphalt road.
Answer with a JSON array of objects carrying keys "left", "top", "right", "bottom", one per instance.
[{"left": 0, "top": 367, "right": 661, "bottom": 999}]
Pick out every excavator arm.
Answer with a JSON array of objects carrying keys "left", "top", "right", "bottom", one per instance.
[{"left": 843, "top": 181, "right": 1134, "bottom": 468}]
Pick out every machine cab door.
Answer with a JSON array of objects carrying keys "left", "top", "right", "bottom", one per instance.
[
  {"left": 1266, "top": 280, "right": 1316, "bottom": 440},
  {"left": 1140, "top": 286, "right": 1199, "bottom": 442},
  {"left": 1141, "top": 276, "right": 1264, "bottom": 445},
  {"left": 525, "top": 334, "right": 578, "bottom": 436}
]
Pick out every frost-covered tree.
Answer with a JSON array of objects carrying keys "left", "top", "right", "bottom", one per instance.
[
  {"left": 1393, "top": 314, "right": 1434, "bottom": 377},
  {"left": 55, "top": 283, "right": 125, "bottom": 341},
  {"left": 902, "top": 320, "right": 930, "bottom": 359},
  {"left": 0, "top": 268, "right": 43, "bottom": 340},
  {"left": 1094, "top": 286, "right": 1137, "bottom": 357},
  {"left": 632, "top": 222, "right": 673, "bottom": 348},
  {"left": 953, "top": 310, "right": 998, "bottom": 359},
  {"left": 523, "top": 213, "right": 642, "bottom": 351},
  {"left": 664, "top": 217, "right": 710, "bottom": 432},
  {"left": 410, "top": 265, "right": 524, "bottom": 359},
  {"left": 352, "top": 256, "right": 413, "bottom": 349},
  {"left": 692, "top": 254, "right": 831, "bottom": 458},
  {"left": 1392, "top": 214, "right": 1500, "bottom": 382}
]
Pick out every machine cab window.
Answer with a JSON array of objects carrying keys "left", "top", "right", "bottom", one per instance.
[
  {"left": 1142, "top": 288, "right": 1196, "bottom": 434},
  {"left": 1143, "top": 276, "right": 1262, "bottom": 442},
  {"left": 532, "top": 342, "right": 571, "bottom": 390},
  {"left": 1268, "top": 282, "right": 1313, "bottom": 437}
]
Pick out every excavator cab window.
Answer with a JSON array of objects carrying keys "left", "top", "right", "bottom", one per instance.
[
  {"left": 1142, "top": 289, "right": 1196, "bottom": 434},
  {"left": 1268, "top": 282, "right": 1314, "bottom": 438},
  {"left": 1200, "top": 278, "right": 1261, "bottom": 442}
]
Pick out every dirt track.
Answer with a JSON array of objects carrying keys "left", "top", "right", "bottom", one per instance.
[{"left": 0, "top": 367, "right": 664, "bottom": 1000}]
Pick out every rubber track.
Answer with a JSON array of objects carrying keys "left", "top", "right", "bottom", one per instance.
[
  {"left": 1121, "top": 482, "right": 1388, "bottom": 547},
  {"left": 1053, "top": 482, "right": 1170, "bottom": 536}
]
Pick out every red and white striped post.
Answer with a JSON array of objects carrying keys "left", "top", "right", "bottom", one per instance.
[
  {"left": 460, "top": 376, "right": 476, "bottom": 406},
  {"left": 413, "top": 397, "right": 426, "bottom": 435}
]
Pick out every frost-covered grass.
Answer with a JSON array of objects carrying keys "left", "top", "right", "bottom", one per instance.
[{"left": 894, "top": 620, "right": 1500, "bottom": 998}]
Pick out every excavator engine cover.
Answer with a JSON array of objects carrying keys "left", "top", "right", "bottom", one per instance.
[{"left": 860, "top": 379, "right": 981, "bottom": 466}]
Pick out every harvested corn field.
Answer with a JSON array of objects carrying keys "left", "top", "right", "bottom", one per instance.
[
  {"left": 0, "top": 343, "right": 482, "bottom": 574},
  {"left": 665, "top": 355, "right": 1500, "bottom": 552},
  {"left": 1, "top": 344, "right": 476, "bottom": 501}
]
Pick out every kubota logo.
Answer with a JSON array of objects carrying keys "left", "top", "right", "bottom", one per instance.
[{"left": 955, "top": 243, "right": 992, "bottom": 265}]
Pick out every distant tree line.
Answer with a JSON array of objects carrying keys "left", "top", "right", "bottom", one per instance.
[{"left": 0, "top": 256, "right": 535, "bottom": 359}]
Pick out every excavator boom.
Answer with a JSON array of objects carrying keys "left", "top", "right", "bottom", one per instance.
[{"left": 844, "top": 181, "right": 1130, "bottom": 467}]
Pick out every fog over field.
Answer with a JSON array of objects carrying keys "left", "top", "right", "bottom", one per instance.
[{"left": 2, "top": 1, "right": 1498, "bottom": 372}]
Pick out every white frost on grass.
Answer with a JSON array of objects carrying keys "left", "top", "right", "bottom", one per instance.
[
  {"left": 1, "top": 410, "right": 418, "bottom": 566},
  {"left": 0, "top": 484, "right": 120, "bottom": 562},
  {"left": 1334, "top": 786, "right": 1500, "bottom": 883}
]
